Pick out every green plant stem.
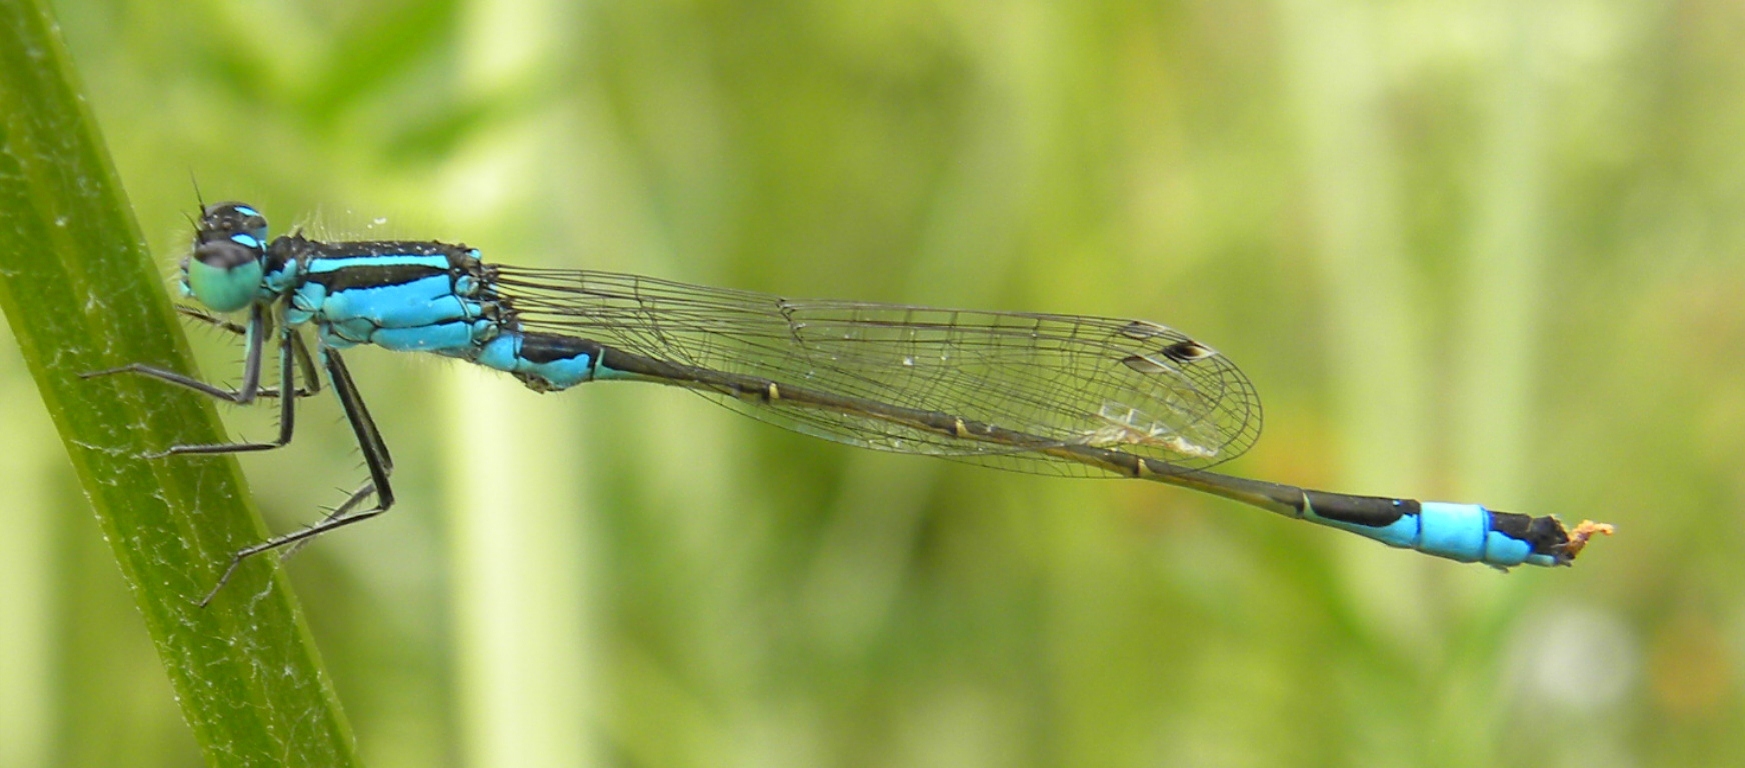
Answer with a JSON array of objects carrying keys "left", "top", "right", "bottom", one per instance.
[{"left": 0, "top": 0, "right": 358, "bottom": 765}]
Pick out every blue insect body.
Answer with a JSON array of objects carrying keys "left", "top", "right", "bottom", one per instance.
[{"left": 94, "top": 202, "right": 1608, "bottom": 601}]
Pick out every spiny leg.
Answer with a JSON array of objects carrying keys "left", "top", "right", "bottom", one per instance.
[
  {"left": 83, "top": 302, "right": 272, "bottom": 403},
  {"left": 199, "top": 479, "right": 380, "bottom": 607},
  {"left": 199, "top": 346, "right": 397, "bottom": 605},
  {"left": 176, "top": 306, "right": 320, "bottom": 399},
  {"left": 264, "top": 348, "right": 400, "bottom": 565},
  {"left": 86, "top": 305, "right": 319, "bottom": 400},
  {"left": 148, "top": 313, "right": 304, "bottom": 458},
  {"left": 326, "top": 346, "right": 396, "bottom": 487}
]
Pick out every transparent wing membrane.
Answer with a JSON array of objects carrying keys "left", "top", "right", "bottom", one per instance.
[{"left": 491, "top": 267, "right": 1262, "bottom": 476}]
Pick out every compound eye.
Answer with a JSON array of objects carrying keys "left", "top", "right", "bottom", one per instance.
[
  {"left": 194, "top": 237, "right": 260, "bottom": 268},
  {"left": 185, "top": 238, "right": 265, "bottom": 312},
  {"left": 201, "top": 201, "right": 270, "bottom": 243}
]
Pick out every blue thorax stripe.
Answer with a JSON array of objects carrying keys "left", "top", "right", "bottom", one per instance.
[{"left": 305, "top": 253, "right": 454, "bottom": 274}]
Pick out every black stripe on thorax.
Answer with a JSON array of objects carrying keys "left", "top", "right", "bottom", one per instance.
[
  {"left": 307, "top": 262, "right": 449, "bottom": 293},
  {"left": 275, "top": 236, "right": 481, "bottom": 293}
]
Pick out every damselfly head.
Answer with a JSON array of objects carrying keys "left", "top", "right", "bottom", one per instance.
[
  {"left": 183, "top": 201, "right": 269, "bottom": 313},
  {"left": 198, "top": 202, "right": 269, "bottom": 244}
]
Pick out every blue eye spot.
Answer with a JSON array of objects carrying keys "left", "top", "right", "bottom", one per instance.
[
  {"left": 230, "top": 233, "right": 262, "bottom": 249},
  {"left": 234, "top": 205, "right": 259, "bottom": 218}
]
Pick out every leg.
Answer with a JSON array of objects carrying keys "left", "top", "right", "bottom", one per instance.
[
  {"left": 326, "top": 346, "right": 396, "bottom": 486},
  {"left": 85, "top": 305, "right": 311, "bottom": 457},
  {"left": 84, "top": 303, "right": 271, "bottom": 403},
  {"left": 176, "top": 306, "right": 320, "bottom": 399},
  {"left": 199, "top": 479, "right": 382, "bottom": 607},
  {"left": 199, "top": 346, "right": 397, "bottom": 605},
  {"left": 152, "top": 314, "right": 304, "bottom": 458}
]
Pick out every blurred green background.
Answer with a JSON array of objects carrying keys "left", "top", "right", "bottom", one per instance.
[{"left": 2, "top": 0, "right": 1734, "bottom": 765}]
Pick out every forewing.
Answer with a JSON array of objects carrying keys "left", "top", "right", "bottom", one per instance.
[{"left": 492, "top": 268, "right": 1261, "bottom": 476}]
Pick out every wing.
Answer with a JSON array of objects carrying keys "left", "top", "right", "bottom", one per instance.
[{"left": 489, "top": 267, "right": 1261, "bottom": 477}]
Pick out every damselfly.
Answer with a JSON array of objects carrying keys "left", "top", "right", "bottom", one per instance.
[{"left": 88, "top": 202, "right": 1610, "bottom": 602}]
